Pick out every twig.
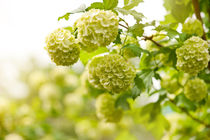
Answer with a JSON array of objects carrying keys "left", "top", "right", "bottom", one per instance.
[
  {"left": 169, "top": 99, "right": 210, "bottom": 128},
  {"left": 119, "top": 23, "right": 129, "bottom": 29},
  {"left": 143, "top": 35, "right": 163, "bottom": 47},
  {"left": 192, "top": 0, "right": 207, "bottom": 40}
]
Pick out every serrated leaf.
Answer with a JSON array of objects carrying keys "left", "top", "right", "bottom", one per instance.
[
  {"left": 86, "top": 2, "right": 104, "bottom": 11},
  {"left": 131, "top": 74, "right": 145, "bottom": 99},
  {"left": 121, "top": 44, "right": 141, "bottom": 57},
  {"left": 115, "top": 93, "right": 131, "bottom": 110},
  {"left": 103, "top": 0, "right": 118, "bottom": 10},
  {"left": 121, "top": 44, "right": 149, "bottom": 57},
  {"left": 58, "top": 4, "right": 86, "bottom": 21},
  {"left": 115, "top": 7, "right": 144, "bottom": 23},
  {"left": 136, "top": 69, "right": 154, "bottom": 92},
  {"left": 129, "top": 23, "right": 144, "bottom": 37},
  {"left": 155, "top": 24, "right": 180, "bottom": 39},
  {"left": 123, "top": 0, "right": 143, "bottom": 10},
  {"left": 80, "top": 47, "right": 109, "bottom": 65}
]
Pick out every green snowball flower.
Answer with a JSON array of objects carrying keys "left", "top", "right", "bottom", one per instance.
[
  {"left": 88, "top": 54, "right": 136, "bottom": 93},
  {"left": 45, "top": 28, "right": 80, "bottom": 66},
  {"left": 75, "top": 9, "right": 119, "bottom": 52},
  {"left": 176, "top": 36, "right": 209, "bottom": 75},
  {"left": 184, "top": 78, "right": 207, "bottom": 102},
  {"left": 182, "top": 18, "right": 203, "bottom": 37},
  {"left": 95, "top": 93, "right": 122, "bottom": 122}
]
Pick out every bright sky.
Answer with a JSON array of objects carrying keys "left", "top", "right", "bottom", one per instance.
[{"left": 0, "top": 0, "right": 166, "bottom": 98}]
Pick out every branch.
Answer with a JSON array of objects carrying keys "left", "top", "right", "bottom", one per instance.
[
  {"left": 192, "top": 0, "right": 207, "bottom": 40},
  {"left": 169, "top": 99, "right": 210, "bottom": 128},
  {"left": 143, "top": 35, "right": 163, "bottom": 47},
  {"left": 119, "top": 23, "right": 129, "bottom": 29}
]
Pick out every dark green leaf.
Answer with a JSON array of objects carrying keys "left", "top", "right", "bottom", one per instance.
[
  {"left": 123, "top": 0, "right": 143, "bottom": 10},
  {"left": 198, "top": 70, "right": 210, "bottom": 83},
  {"left": 131, "top": 74, "right": 145, "bottom": 99},
  {"left": 115, "top": 93, "right": 131, "bottom": 110},
  {"left": 136, "top": 69, "right": 154, "bottom": 92},
  {"left": 175, "top": 93, "right": 197, "bottom": 111},
  {"left": 131, "top": 85, "right": 141, "bottom": 99},
  {"left": 113, "top": 29, "right": 123, "bottom": 44},
  {"left": 86, "top": 2, "right": 104, "bottom": 10},
  {"left": 103, "top": 0, "right": 118, "bottom": 10}
]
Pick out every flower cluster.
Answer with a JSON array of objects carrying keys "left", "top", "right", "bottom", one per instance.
[
  {"left": 45, "top": 28, "right": 80, "bottom": 66},
  {"left": 88, "top": 54, "right": 136, "bottom": 93},
  {"left": 182, "top": 18, "right": 203, "bottom": 37},
  {"left": 95, "top": 93, "right": 122, "bottom": 122},
  {"left": 75, "top": 9, "right": 119, "bottom": 52},
  {"left": 184, "top": 78, "right": 207, "bottom": 102},
  {"left": 176, "top": 36, "right": 209, "bottom": 75}
]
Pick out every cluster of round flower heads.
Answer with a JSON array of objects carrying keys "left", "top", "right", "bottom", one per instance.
[
  {"left": 182, "top": 18, "right": 203, "bottom": 37},
  {"left": 45, "top": 28, "right": 80, "bottom": 66},
  {"left": 95, "top": 93, "right": 123, "bottom": 122},
  {"left": 176, "top": 36, "right": 209, "bottom": 75},
  {"left": 75, "top": 9, "right": 119, "bottom": 52},
  {"left": 184, "top": 78, "right": 207, "bottom": 102},
  {"left": 45, "top": 9, "right": 119, "bottom": 66},
  {"left": 88, "top": 54, "right": 136, "bottom": 93}
]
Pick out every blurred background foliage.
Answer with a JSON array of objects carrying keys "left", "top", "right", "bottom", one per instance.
[{"left": 0, "top": 58, "right": 209, "bottom": 140}]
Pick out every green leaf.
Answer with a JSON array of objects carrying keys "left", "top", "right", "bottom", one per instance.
[
  {"left": 131, "top": 74, "right": 145, "bottom": 99},
  {"left": 58, "top": 13, "right": 71, "bottom": 21},
  {"left": 121, "top": 44, "right": 149, "bottom": 57},
  {"left": 80, "top": 47, "right": 109, "bottom": 65},
  {"left": 115, "top": 7, "right": 144, "bottom": 23},
  {"left": 129, "top": 23, "right": 144, "bottom": 37},
  {"left": 123, "top": 0, "right": 143, "bottom": 10},
  {"left": 139, "top": 53, "right": 155, "bottom": 69},
  {"left": 113, "top": 29, "right": 123, "bottom": 44},
  {"left": 136, "top": 69, "right": 154, "bottom": 92},
  {"left": 198, "top": 70, "right": 210, "bottom": 83},
  {"left": 124, "top": 0, "right": 130, "bottom": 6},
  {"left": 163, "top": 0, "right": 192, "bottom": 23},
  {"left": 58, "top": 5, "right": 86, "bottom": 21},
  {"left": 175, "top": 93, "right": 197, "bottom": 111},
  {"left": 155, "top": 24, "right": 180, "bottom": 39},
  {"left": 103, "top": 0, "right": 118, "bottom": 10},
  {"left": 115, "top": 93, "right": 131, "bottom": 110},
  {"left": 131, "top": 85, "right": 141, "bottom": 99},
  {"left": 86, "top": 2, "right": 104, "bottom": 10},
  {"left": 121, "top": 44, "right": 141, "bottom": 57}
]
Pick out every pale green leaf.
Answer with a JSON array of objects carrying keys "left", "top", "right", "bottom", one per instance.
[
  {"left": 123, "top": 0, "right": 143, "bottom": 10},
  {"left": 103, "top": 0, "right": 118, "bottom": 10}
]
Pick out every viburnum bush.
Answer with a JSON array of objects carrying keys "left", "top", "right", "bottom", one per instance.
[{"left": 42, "top": 0, "right": 210, "bottom": 139}]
